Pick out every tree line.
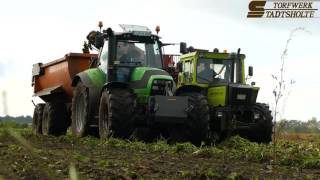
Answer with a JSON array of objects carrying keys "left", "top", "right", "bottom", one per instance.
[
  {"left": 0, "top": 115, "right": 319, "bottom": 133},
  {"left": 277, "top": 117, "right": 320, "bottom": 133},
  {"left": 0, "top": 115, "right": 32, "bottom": 124}
]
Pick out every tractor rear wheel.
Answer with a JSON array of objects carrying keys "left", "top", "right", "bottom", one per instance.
[
  {"left": 32, "top": 103, "right": 45, "bottom": 135},
  {"left": 248, "top": 103, "right": 273, "bottom": 143},
  {"left": 42, "top": 102, "right": 68, "bottom": 136},
  {"left": 99, "top": 88, "right": 135, "bottom": 139},
  {"left": 173, "top": 92, "right": 210, "bottom": 145}
]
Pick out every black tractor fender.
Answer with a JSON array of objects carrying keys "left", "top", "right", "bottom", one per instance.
[
  {"left": 101, "top": 82, "right": 134, "bottom": 94},
  {"left": 72, "top": 72, "right": 94, "bottom": 88},
  {"left": 175, "top": 85, "right": 204, "bottom": 96}
]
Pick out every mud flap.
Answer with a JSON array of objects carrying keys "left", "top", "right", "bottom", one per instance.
[{"left": 149, "top": 95, "right": 188, "bottom": 124}]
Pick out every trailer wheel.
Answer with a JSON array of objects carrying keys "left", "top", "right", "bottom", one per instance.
[
  {"left": 247, "top": 103, "right": 273, "bottom": 143},
  {"left": 32, "top": 103, "right": 45, "bottom": 135},
  {"left": 42, "top": 102, "right": 68, "bottom": 136},
  {"left": 173, "top": 92, "right": 210, "bottom": 145},
  {"left": 99, "top": 88, "right": 135, "bottom": 139}
]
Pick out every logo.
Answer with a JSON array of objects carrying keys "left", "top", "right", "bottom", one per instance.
[
  {"left": 247, "top": 0, "right": 319, "bottom": 18},
  {"left": 247, "top": 1, "right": 267, "bottom": 18}
]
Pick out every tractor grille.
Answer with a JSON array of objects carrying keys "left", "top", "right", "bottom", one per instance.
[
  {"left": 229, "top": 86, "right": 256, "bottom": 106},
  {"left": 150, "top": 80, "right": 173, "bottom": 96}
]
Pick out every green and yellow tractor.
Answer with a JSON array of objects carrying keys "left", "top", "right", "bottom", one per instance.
[{"left": 174, "top": 43, "right": 273, "bottom": 143}]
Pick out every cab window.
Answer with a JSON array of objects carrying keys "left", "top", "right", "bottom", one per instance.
[
  {"left": 183, "top": 60, "right": 193, "bottom": 82},
  {"left": 99, "top": 41, "right": 108, "bottom": 73}
]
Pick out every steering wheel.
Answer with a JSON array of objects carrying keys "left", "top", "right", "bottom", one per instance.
[{"left": 197, "top": 75, "right": 211, "bottom": 82}]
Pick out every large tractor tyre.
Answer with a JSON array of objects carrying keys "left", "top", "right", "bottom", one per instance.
[
  {"left": 42, "top": 102, "right": 69, "bottom": 136},
  {"left": 32, "top": 103, "right": 45, "bottom": 135},
  {"left": 99, "top": 88, "right": 135, "bottom": 139},
  {"left": 174, "top": 92, "right": 210, "bottom": 145},
  {"left": 248, "top": 103, "right": 273, "bottom": 143},
  {"left": 71, "top": 82, "right": 92, "bottom": 137}
]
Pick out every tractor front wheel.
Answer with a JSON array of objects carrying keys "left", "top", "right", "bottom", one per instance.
[
  {"left": 99, "top": 88, "right": 135, "bottom": 139},
  {"left": 173, "top": 92, "right": 210, "bottom": 145},
  {"left": 247, "top": 103, "right": 273, "bottom": 143},
  {"left": 71, "top": 82, "right": 92, "bottom": 137}
]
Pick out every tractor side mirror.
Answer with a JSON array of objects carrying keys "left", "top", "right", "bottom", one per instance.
[
  {"left": 180, "top": 42, "right": 187, "bottom": 54},
  {"left": 176, "top": 62, "right": 183, "bottom": 72},
  {"left": 86, "top": 31, "right": 104, "bottom": 49},
  {"left": 248, "top": 66, "right": 253, "bottom": 76},
  {"left": 87, "top": 31, "right": 97, "bottom": 45},
  {"left": 95, "top": 32, "right": 104, "bottom": 49}
]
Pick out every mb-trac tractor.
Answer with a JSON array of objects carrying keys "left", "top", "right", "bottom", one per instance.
[{"left": 175, "top": 43, "right": 273, "bottom": 143}]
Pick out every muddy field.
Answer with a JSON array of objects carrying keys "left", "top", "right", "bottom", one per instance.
[{"left": 0, "top": 127, "right": 320, "bottom": 179}]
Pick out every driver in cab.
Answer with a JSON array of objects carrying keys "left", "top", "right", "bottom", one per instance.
[
  {"left": 117, "top": 42, "right": 144, "bottom": 62},
  {"left": 197, "top": 62, "right": 217, "bottom": 83}
]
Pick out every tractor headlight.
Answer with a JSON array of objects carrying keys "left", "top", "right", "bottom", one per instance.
[
  {"left": 254, "top": 113, "right": 260, "bottom": 119},
  {"left": 216, "top": 111, "right": 223, "bottom": 118}
]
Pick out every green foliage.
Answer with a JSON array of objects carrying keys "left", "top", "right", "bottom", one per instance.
[
  {"left": 206, "top": 168, "right": 221, "bottom": 179},
  {"left": 227, "top": 172, "right": 243, "bottom": 180},
  {"left": 72, "top": 153, "right": 90, "bottom": 163},
  {"left": 1, "top": 127, "right": 320, "bottom": 179},
  {"left": 303, "top": 159, "right": 320, "bottom": 169},
  {"left": 220, "top": 136, "right": 273, "bottom": 162},
  {"left": 174, "top": 142, "right": 197, "bottom": 153},
  {"left": 97, "top": 135, "right": 320, "bottom": 169}
]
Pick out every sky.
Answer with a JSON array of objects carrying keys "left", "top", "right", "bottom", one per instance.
[{"left": 0, "top": 0, "right": 319, "bottom": 121}]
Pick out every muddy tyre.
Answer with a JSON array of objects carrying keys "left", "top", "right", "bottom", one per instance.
[
  {"left": 247, "top": 103, "right": 273, "bottom": 143},
  {"left": 71, "top": 82, "right": 92, "bottom": 137},
  {"left": 174, "top": 92, "right": 210, "bottom": 145},
  {"left": 42, "top": 102, "right": 68, "bottom": 136},
  {"left": 99, "top": 88, "right": 135, "bottom": 139},
  {"left": 32, "top": 103, "right": 45, "bottom": 135}
]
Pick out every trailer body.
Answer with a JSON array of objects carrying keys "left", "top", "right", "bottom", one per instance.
[{"left": 32, "top": 53, "right": 97, "bottom": 102}]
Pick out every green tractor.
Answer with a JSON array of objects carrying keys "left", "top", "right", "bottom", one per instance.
[
  {"left": 175, "top": 44, "right": 273, "bottom": 143},
  {"left": 71, "top": 24, "right": 202, "bottom": 143}
]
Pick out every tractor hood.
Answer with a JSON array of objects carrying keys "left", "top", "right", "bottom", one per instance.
[
  {"left": 208, "top": 83, "right": 260, "bottom": 107},
  {"left": 129, "top": 67, "right": 174, "bottom": 103},
  {"left": 130, "top": 67, "right": 172, "bottom": 82}
]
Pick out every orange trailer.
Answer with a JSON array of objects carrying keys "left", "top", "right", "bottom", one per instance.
[{"left": 32, "top": 53, "right": 97, "bottom": 102}]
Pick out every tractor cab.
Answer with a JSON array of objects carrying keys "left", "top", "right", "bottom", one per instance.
[
  {"left": 88, "top": 24, "right": 165, "bottom": 83},
  {"left": 177, "top": 50, "right": 245, "bottom": 87},
  {"left": 176, "top": 46, "right": 259, "bottom": 107},
  {"left": 196, "top": 55, "right": 242, "bottom": 84}
]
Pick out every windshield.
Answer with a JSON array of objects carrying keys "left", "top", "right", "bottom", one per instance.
[
  {"left": 197, "top": 58, "right": 241, "bottom": 83},
  {"left": 116, "top": 40, "right": 162, "bottom": 68}
]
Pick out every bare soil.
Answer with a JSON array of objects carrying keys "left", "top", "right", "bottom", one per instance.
[{"left": 0, "top": 129, "right": 319, "bottom": 179}]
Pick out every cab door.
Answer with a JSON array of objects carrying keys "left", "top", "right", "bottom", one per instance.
[{"left": 178, "top": 59, "right": 193, "bottom": 85}]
